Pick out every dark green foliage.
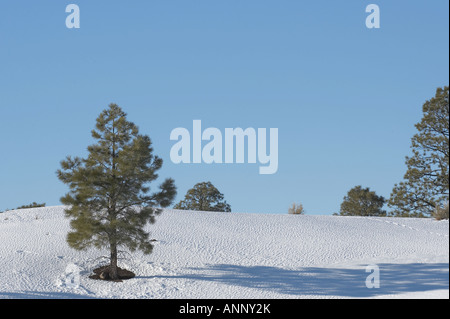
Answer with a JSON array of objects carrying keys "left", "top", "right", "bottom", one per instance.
[
  {"left": 388, "top": 87, "right": 449, "bottom": 217},
  {"left": 1, "top": 202, "right": 46, "bottom": 213},
  {"left": 174, "top": 181, "right": 231, "bottom": 212},
  {"left": 338, "top": 186, "right": 386, "bottom": 217},
  {"left": 16, "top": 202, "right": 46, "bottom": 209},
  {"left": 57, "top": 103, "right": 176, "bottom": 279}
]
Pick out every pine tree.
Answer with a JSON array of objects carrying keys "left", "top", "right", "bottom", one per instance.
[
  {"left": 174, "top": 181, "right": 231, "bottom": 212},
  {"left": 388, "top": 86, "right": 449, "bottom": 217},
  {"left": 57, "top": 103, "right": 176, "bottom": 280},
  {"left": 338, "top": 186, "right": 386, "bottom": 217}
]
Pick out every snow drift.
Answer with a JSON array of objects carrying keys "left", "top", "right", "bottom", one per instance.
[{"left": 0, "top": 206, "right": 448, "bottom": 299}]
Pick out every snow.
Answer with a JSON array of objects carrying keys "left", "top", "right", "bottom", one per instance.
[{"left": 0, "top": 206, "right": 448, "bottom": 299}]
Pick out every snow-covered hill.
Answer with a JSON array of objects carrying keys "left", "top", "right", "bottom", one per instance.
[{"left": 0, "top": 206, "right": 448, "bottom": 299}]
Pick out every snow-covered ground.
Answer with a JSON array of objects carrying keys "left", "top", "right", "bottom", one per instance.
[{"left": 0, "top": 206, "right": 448, "bottom": 299}]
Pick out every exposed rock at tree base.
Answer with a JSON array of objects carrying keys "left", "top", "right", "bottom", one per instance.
[{"left": 89, "top": 265, "right": 135, "bottom": 282}]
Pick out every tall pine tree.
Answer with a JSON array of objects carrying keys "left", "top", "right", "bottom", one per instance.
[
  {"left": 388, "top": 86, "right": 449, "bottom": 217},
  {"left": 57, "top": 104, "right": 176, "bottom": 280}
]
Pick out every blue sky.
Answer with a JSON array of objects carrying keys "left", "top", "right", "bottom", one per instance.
[{"left": 0, "top": 1, "right": 448, "bottom": 214}]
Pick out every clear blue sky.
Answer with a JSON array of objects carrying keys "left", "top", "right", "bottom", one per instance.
[{"left": 0, "top": 1, "right": 448, "bottom": 214}]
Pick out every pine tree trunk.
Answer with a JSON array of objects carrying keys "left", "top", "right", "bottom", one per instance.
[
  {"left": 109, "top": 119, "right": 119, "bottom": 281},
  {"left": 109, "top": 211, "right": 119, "bottom": 280},
  {"left": 109, "top": 242, "right": 119, "bottom": 280}
]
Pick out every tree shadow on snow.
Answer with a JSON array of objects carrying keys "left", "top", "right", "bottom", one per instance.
[
  {"left": 0, "top": 290, "right": 97, "bottom": 299},
  {"left": 157, "top": 263, "right": 449, "bottom": 298}
]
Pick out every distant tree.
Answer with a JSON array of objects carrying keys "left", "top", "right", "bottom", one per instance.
[
  {"left": 16, "top": 202, "right": 46, "bottom": 209},
  {"left": 0, "top": 202, "right": 45, "bottom": 213},
  {"left": 174, "top": 181, "right": 231, "bottom": 212},
  {"left": 338, "top": 186, "right": 386, "bottom": 217},
  {"left": 288, "top": 203, "right": 304, "bottom": 215},
  {"left": 57, "top": 103, "right": 176, "bottom": 280},
  {"left": 388, "top": 86, "right": 449, "bottom": 217}
]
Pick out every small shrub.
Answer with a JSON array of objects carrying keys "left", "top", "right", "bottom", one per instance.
[
  {"left": 288, "top": 203, "right": 304, "bottom": 215},
  {"left": 433, "top": 203, "right": 449, "bottom": 220}
]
